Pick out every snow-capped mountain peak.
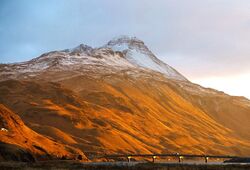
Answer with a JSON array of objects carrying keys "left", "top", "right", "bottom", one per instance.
[
  {"left": 105, "top": 36, "right": 187, "bottom": 81},
  {"left": 106, "top": 36, "right": 146, "bottom": 51}
]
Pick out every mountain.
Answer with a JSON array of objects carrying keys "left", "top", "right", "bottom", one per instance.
[
  {"left": 0, "top": 36, "right": 186, "bottom": 81},
  {"left": 0, "top": 36, "right": 250, "bottom": 160}
]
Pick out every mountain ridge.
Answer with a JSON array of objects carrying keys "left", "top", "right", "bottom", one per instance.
[{"left": 0, "top": 36, "right": 187, "bottom": 81}]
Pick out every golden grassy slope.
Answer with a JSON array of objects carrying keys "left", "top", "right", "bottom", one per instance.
[
  {"left": 169, "top": 81, "right": 250, "bottom": 140},
  {"left": 60, "top": 74, "right": 250, "bottom": 155},
  {"left": 0, "top": 104, "right": 86, "bottom": 161},
  {"left": 0, "top": 73, "right": 250, "bottom": 158}
]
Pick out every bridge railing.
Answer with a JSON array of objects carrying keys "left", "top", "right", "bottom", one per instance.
[{"left": 95, "top": 153, "right": 240, "bottom": 163}]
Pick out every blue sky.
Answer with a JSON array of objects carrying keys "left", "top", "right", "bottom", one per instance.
[{"left": 0, "top": 0, "right": 250, "bottom": 98}]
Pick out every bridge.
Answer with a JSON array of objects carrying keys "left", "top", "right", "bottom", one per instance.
[{"left": 96, "top": 153, "right": 240, "bottom": 163}]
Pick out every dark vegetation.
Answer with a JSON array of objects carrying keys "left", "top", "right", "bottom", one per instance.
[
  {"left": 224, "top": 157, "right": 250, "bottom": 163},
  {"left": 1, "top": 162, "right": 250, "bottom": 170},
  {"left": 0, "top": 142, "right": 35, "bottom": 162}
]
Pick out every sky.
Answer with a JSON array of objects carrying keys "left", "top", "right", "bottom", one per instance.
[{"left": 0, "top": 0, "right": 250, "bottom": 98}]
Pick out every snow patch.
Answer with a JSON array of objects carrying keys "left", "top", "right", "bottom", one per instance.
[{"left": 109, "top": 43, "right": 129, "bottom": 52}]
